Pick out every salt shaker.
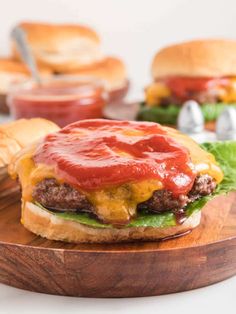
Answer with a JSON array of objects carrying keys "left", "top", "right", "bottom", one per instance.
[
  {"left": 177, "top": 100, "right": 216, "bottom": 143},
  {"left": 177, "top": 100, "right": 203, "bottom": 134},
  {"left": 216, "top": 107, "right": 236, "bottom": 141}
]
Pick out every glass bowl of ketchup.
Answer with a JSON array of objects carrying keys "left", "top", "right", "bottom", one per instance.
[{"left": 7, "top": 75, "right": 107, "bottom": 127}]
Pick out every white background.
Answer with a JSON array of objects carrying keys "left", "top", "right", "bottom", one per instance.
[
  {"left": 0, "top": 0, "right": 235, "bottom": 312},
  {"left": 1, "top": 0, "right": 236, "bottom": 98}
]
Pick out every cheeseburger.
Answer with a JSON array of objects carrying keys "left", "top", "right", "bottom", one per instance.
[
  {"left": 9, "top": 119, "right": 226, "bottom": 243},
  {"left": 139, "top": 39, "right": 236, "bottom": 126}
]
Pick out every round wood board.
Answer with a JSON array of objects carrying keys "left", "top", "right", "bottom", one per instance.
[{"left": 0, "top": 174, "right": 235, "bottom": 298}]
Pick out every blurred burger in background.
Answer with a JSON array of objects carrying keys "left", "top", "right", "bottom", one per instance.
[
  {"left": 11, "top": 22, "right": 129, "bottom": 103},
  {"left": 138, "top": 39, "right": 236, "bottom": 128}
]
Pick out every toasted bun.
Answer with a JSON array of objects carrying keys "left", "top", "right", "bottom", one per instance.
[
  {"left": 63, "top": 56, "right": 128, "bottom": 91},
  {"left": 0, "top": 57, "right": 52, "bottom": 76},
  {"left": 152, "top": 39, "right": 236, "bottom": 79},
  {"left": 22, "top": 202, "right": 201, "bottom": 243},
  {"left": 12, "top": 22, "right": 103, "bottom": 71},
  {"left": 0, "top": 118, "right": 59, "bottom": 167},
  {"left": 0, "top": 58, "right": 29, "bottom": 74},
  {"left": 0, "top": 58, "right": 52, "bottom": 94}
]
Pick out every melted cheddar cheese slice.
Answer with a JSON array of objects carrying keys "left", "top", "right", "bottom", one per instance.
[
  {"left": 145, "top": 82, "right": 171, "bottom": 106},
  {"left": 164, "top": 127, "right": 223, "bottom": 183}
]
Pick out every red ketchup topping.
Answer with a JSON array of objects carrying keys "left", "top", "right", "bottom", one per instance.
[
  {"left": 161, "top": 76, "right": 230, "bottom": 101},
  {"left": 34, "top": 120, "right": 196, "bottom": 195}
]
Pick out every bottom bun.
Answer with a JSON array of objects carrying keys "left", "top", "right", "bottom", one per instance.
[{"left": 22, "top": 202, "right": 201, "bottom": 243}]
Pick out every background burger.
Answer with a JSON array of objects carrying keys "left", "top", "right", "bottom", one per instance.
[{"left": 138, "top": 39, "right": 236, "bottom": 128}]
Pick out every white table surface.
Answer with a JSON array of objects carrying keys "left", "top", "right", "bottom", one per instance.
[{"left": 0, "top": 276, "right": 235, "bottom": 314}]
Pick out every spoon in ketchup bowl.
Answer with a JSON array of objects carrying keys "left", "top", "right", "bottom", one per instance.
[{"left": 11, "top": 26, "right": 42, "bottom": 85}]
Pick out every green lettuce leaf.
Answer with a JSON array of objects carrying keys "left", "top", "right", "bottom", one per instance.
[
  {"left": 201, "top": 141, "right": 236, "bottom": 194},
  {"left": 202, "top": 103, "right": 236, "bottom": 122},
  {"left": 137, "top": 103, "right": 236, "bottom": 124},
  {"left": 37, "top": 141, "right": 236, "bottom": 229},
  {"left": 137, "top": 103, "right": 179, "bottom": 124}
]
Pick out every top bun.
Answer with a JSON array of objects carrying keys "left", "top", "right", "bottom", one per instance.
[
  {"left": 152, "top": 39, "right": 236, "bottom": 79},
  {"left": 0, "top": 58, "right": 29, "bottom": 74},
  {"left": 0, "top": 118, "right": 59, "bottom": 168},
  {"left": 0, "top": 57, "right": 51, "bottom": 75},
  {"left": 63, "top": 56, "right": 127, "bottom": 91},
  {"left": 12, "top": 22, "right": 103, "bottom": 71}
]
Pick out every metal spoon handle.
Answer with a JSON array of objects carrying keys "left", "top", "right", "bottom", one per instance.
[{"left": 11, "top": 26, "right": 42, "bottom": 85}]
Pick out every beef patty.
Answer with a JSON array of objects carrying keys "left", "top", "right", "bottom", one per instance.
[
  {"left": 137, "top": 175, "right": 216, "bottom": 213},
  {"left": 32, "top": 178, "right": 93, "bottom": 213},
  {"left": 33, "top": 174, "right": 216, "bottom": 216}
]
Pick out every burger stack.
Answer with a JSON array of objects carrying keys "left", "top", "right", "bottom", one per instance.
[
  {"left": 0, "top": 21, "right": 129, "bottom": 114},
  {"left": 12, "top": 22, "right": 129, "bottom": 103}
]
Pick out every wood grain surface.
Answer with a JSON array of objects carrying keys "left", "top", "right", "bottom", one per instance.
[{"left": 0, "top": 175, "right": 235, "bottom": 297}]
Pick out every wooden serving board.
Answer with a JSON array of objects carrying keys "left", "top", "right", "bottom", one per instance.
[{"left": 0, "top": 175, "right": 235, "bottom": 298}]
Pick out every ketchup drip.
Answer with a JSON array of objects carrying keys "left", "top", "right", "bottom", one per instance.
[{"left": 34, "top": 120, "right": 196, "bottom": 195}]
